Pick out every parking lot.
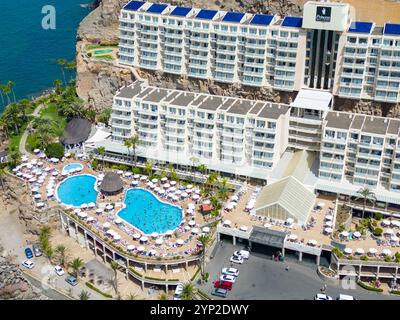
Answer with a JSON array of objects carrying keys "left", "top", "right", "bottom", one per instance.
[{"left": 200, "top": 240, "right": 400, "bottom": 300}]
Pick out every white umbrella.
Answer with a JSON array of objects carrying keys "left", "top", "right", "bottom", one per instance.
[
  {"left": 152, "top": 178, "right": 158, "bottom": 183},
  {"left": 158, "top": 189, "right": 165, "bottom": 194},
  {"left": 161, "top": 177, "right": 168, "bottom": 182},
  {"left": 34, "top": 194, "right": 41, "bottom": 199},
  {"left": 192, "top": 194, "right": 200, "bottom": 200},
  {"left": 341, "top": 231, "right": 349, "bottom": 237},
  {"left": 382, "top": 249, "right": 392, "bottom": 256},
  {"left": 113, "top": 234, "right": 121, "bottom": 241},
  {"left": 88, "top": 202, "right": 96, "bottom": 208},
  {"left": 202, "top": 227, "right": 210, "bottom": 233},
  {"left": 36, "top": 202, "right": 45, "bottom": 208},
  {"left": 31, "top": 187, "right": 39, "bottom": 193},
  {"left": 87, "top": 217, "right": 95, "bottom": 222},
  {"left": 391, "top": 235, "right": 400, "bottom": 242},
  {"left": 176, "top": 239, "right": 184, "bottom": 245},
  {"left": 46, "top": 191, "right": 54, "bottom": 197},
  {"left": 344, "top": 247, "right": 353, "bottom": 254},
  {"left": 324, "top": 227, "right": 333, "bottom": 234},
  {"left": 325, "top": 215, "right": 333, "bottom": 221},
  {"left": 356, "top": 248, "right": 364, "bottom": 255},
  {"left": 155, "top": 238, "right": 163, "bottom": 245},
  {"left": 74, "top": 208, "right": 81, "bottom": 214},
  {"left": 137, "top": 246, "right": 145, "bottom": 252},
  {"left": 114, "top": 218, "right": 123, "bottom": 224},
  {"left": 264, "top": 223, "right": 272, "bottom": 228},
  {"left": 391, "top": 220, "right": 400, "bottom": 227},
  {"left": 225, "top": 203, "right": 234, "bottom": 210},
  {"left": 102, "top": 222, "right": 111, "bottom": 229},
  {"left": 132, "top": 180, "right": 139, "bottom": 186},
  {"left": 187, "top": 184, "right": 193, "bottom": 189},
  {"left": 133, "top": 233, "right": 141, "bottom": 240},
  {"left": 170, "top": 181, "right": 177, "bottom": 185},
  {"left": 385, "top": 229, "right": 394, "bottom": 235},
  {"left": 165, "top": 230, "right": 173, "bottom": 236},
  {"left": 172, "top": 195, "right": 179, "bottom": 201},
  {"left": 127, "top": 245, "right": 136, "bottom": 251},
  {"left": 154, "top": 187, "right": 160, "bottom": 192},
  {"left": 140, "top": 236, "right": 148, "bottom": 242},
  {"left": 51, "top": 171, "right": 58, "bottom": 176},
  {"left": 124, "top": 172, "right": 132, "bottom": 177},
  {"left": 353, "top": 231, "right": 361, "bottom": 238},
  {"left": 95, "top": 208, "right": 103, "bottom": 214},
  {"left": 308, "top": 239, "right": 317, "bottom": 246},
  {"left": 368, "top": 248, "right": 378, "bottom": 254},
  {"left": 382, "top": 220, "right": 391, "bottom": 226},
  {"left": 80, "top": 203, "right": 88, "bottom": 209},
  {"left": 286, "top": 218, "right": 294, "bottom": 224},
  {"left": 106, "top": 229, "right": 115, "bottom": 236},
  {"left": 203, "top": 199, "right": 211, "bottom": 205},
  {"left": 117, "top": 170, "right": 123, "bottom": 175},
  {"left": 164, "top": 183, "right": 170, "bottom": 188},
  {"left": 105, "top": 204, "right": 114, "bottom": 210},
  {"left": 223, "top": 220, "right": 232, "bottom": 226},
  {"left": 240, "top": 226, "right": 248, "bottom": 232},
  {"left": 288, "top": 234, "right": 298, "bottom": 240},
  {"left": 325, "top": 221, "right": 333, "bottom": 227},
  {"left": 33, "top": 149, "right": 41, "bottom": 154},
  {"left": 133, "top": 174, "right": 140, "bottom": 179},
  {"left": 186, "top": 208, "right": 194, "bottom": 214},
  {"left": 317, "top": 202, "right": 325, "bottom": 207},
  {"left": 231, "top": 195, "right": 239, "bottom": 202},
  {"left": 29, "top": 178, "right": 37, "bottom": 183},
  {"left": 191, "top": 228, "right": 199, "bottom": 234},
  {"left": 181, "top": 192, "right": 188, "bottom": 198},
  {"left": 188, "top": 203, "right": 195, "bottom": 209},
  {"left": 140, "top": 175, "right": 147, "bottom": 181},
  {"left": 188, "top": 220, "right": 196, "bottom": 227},
  {"left": 78, "top": 212, "right": 88, "bottom": 219},
  {"left": 184, "top": 226, "right": 191, "bottom": 231},
  {"left": 151, "top": 232, "right": 159, "bottom": 238}
]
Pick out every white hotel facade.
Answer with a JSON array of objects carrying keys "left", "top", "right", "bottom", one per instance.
[
  {"left": 91, "top": 1, "right": 400, "bottom": 207},
  {"left": 119, "top": 0, "right": 400, "bottom": 103}
]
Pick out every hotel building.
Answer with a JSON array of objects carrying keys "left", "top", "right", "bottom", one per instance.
[{"left": 118, "top": 0, "right": 400, "bottom": 103}]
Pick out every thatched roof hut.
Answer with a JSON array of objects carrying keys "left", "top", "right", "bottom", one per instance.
[
  {"left": 99, "top": 172, "right": 124, "bottom": 195},
  {"left": 60, "top": 118, "right": 92, "bottom": 145}
]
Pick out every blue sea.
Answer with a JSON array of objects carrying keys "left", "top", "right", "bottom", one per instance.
[{"left": 0, "top": 0, "right": 91, "bottom": 112}]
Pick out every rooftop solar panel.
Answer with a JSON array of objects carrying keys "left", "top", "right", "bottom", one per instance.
[
  {"left": 196, "top": 9, "right": 218, "bottom": 20},
  {"left": 170, "top": 6, "right": 192, "bottom": 17},
  {"left": 147, "top": 3, "right": 168, "bottom": 14},
  {"left": 282, "top": 16, "right": 303, "bottom": 28},
  {"left": 250, "top": 14, "right": 274, "bottom": 26},
  {"left": 222, "top": 12, "right": 245, "bottom": 23},
  {"left": 124, "top": 0, "right": 145, "bottom": 11},
  {"left": 348, "top": 21, "right": 373, "bottom": 33},
  {"left": 384, "top": 23, "right": 400, "bottom": 35}
]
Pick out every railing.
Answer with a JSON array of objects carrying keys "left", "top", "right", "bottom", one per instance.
[
  {"left": 284, "top": 241, "right": 322, "bottom": 256},
  {"left": 217, "top": 225, "right": 251, "bottom": 239}
]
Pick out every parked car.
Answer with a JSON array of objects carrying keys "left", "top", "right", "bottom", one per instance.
[
  {"left": 314, "top": 293, "right": 333, "bottom": 300},
  {"left": 24, "top": 248, "right": 33, "bottom": 259},
  {"left": 337, "top": 294, "right": 355, "bottom": 300},
  {"left": 22, "top": 259, "right": 35, "bottom": 269},
  {"left": 32, "top": 244, "right": 42, "bottom": 257},
  {"left": 230, "top": 255, "right": 244, "bottom": 264},
  {"left": 222, "top": 267, "right": 239, "bottom": 277},
  {"left": 233, "top": 250, "right": 250, "bottom": 259},
  {"left": 214, "top": 280, "right": 233, "bottom": 290},
  {"left": 173, "top": 283, "right": 184, "bottom": 300},
  {"left": 220, "top": 274, "right": 236, "bottom": 283},
  {"left": 65, "top": 276, "right": 78, "bottom": 286},
  {"left": 211, "top": 288, "right": 228, "bottom": 298},
  {"left": 54, "top": 265, "right": 65, "bottom": 276}
]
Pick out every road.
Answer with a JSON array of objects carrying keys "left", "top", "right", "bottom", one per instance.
[
  {"left": 0, "top": 210, "right": 107, "bottom": 300},
  {"left": 18, "top": 103, "right": 44, "bottom": 154},
  {"left": 200, "top": 241, "right": 400, "bottom": 300}
]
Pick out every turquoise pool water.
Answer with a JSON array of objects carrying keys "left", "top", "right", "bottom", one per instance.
[
  {"left": 63, "top": 163, "right": 83, "bottom": 172},
  {"left": 94, "top": 49, "right": 113, "bottom": 54},
  {"left": 57, "top": 175, "right": 98, "bottom": 207},
  {"left": 117, "top": 188, "right": 182, "bottom": 234}
]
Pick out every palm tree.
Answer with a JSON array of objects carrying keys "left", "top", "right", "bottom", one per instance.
[
  {"left": 144, "top": 159, "right": 154, "bottom": 177},
  {"left": 53, "top": 79, "right": 63, "bottom": 95},
  {"left": 7, "top": 81, "right": 16, "bottom": 102},
  {"left": 43, "top": 246, "right": 54, "bottom": 263},
  {"left": 8, "top": 149, "right": 21, "bottom": 168},
  {"left": 96, "top": 147, "right": 106, "bottom": 168},
  {"left": 110, "top": 260, "right": 121, "bottom": 295},
  {"left": 205, "top": 172, "right": 219, "bottom": 194},
  {"left": 217, "top": 177, "right": 231, "bottom": 201},
  {"left": 65, "top": 61, "right": 77, "bottom": 81},
  {"left": 181, "top": 282, "right": 196, "bottom": 300},
  {"left": 356, "top": 187, "right": 377, "bottom": 219},
  {"left": 55, "top": 244, "right": 68, "bottom": 267},
  {"left": 197, "top": 234, "right": 211, "bottom": 277},
  {"left": 69, "top": 258, "right": 84, "bottom": 279},
  {"left": 189, "top": 156, "right": 200, "bottom": 180},
  {"left": 56, "top": 58, "right": 67, "bottom": 85},
  {"left": 79, "top": 290, "right": 91, "bottom": 300},
  {"left": 129, "top": 134, "right": 140, "bottom": 165},
  {"left": 198, "top": 164, "right": 207, "bottom": 176},
  {"left": 158, "top": 292, "right": 168, "bottom": 300},
  {"left": 124, "top": 138, "right": 132, "bottom": 163},
  {"left": 1, "top": 83, "right": 12, "bottom": 105},
  {"left": 0, "top": 168, "right": 6, "bottom": 191}
]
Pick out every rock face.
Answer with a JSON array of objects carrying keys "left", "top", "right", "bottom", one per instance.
[
  {"left": 0, "top": 244, "right": 47, "bottom": 300},
  {"left": 76, "top": 0, "right": 302, "bottom": 111},
  {"left": 0, "top": 174, "right": 60, "bottom": 235}
]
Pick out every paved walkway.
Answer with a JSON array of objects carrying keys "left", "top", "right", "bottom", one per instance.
[{"left": 18, "top": 104, "right": 44, "bottom": 154}]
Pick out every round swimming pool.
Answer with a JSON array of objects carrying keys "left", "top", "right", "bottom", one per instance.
[
  {"left": 117, "top": 188, "right": 183, "bottom": 235},
  {"left": 56, "top": 174, "right": 98, "bottom": 207},
  {"left": 63, "top": 163, "right": 83, "bottom": 172}
]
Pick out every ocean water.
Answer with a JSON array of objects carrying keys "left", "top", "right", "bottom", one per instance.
[{"left": 0, "top": 0, "right": 91, "bottom": 112}]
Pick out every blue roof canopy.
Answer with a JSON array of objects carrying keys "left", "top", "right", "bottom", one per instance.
[
  {"left": 348, "top": 21, "right": 373, "bottom": 33},
  {"left": 170, "top": 6, "right": 192, "bottom": 17},
  {"left": 250, "top": 14, "right": 274, "bottom": 26},
  {"left": 147, "top": 3, "right": 168, "bottom": 14},
  {"left": 124, "top": 1, "right": 145, "bottom": 11},
  {"left": 222, "top": 12, "right": 245, "bottom": 23},
  {"left": 282, "top": 16, "right": 303, "bottom": 28},
  {"left": 196, "top": 9, "right": 218, "bottom": 20},
  {"left": 384, "top": 23, "right": 400, "bottom": 35}
]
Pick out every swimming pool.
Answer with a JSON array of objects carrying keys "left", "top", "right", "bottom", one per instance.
[
  {"left": 117, "top": 188, "right": 183, "bottom": 235},
  {"left": 63, "top": 163, "right": 83, "bottom": 172},
  {"left": 56, "top": 174, "right": 98, "bottom": 207},
  {"left": 94, "top": 49, "right": 113, "bottom": 54}
]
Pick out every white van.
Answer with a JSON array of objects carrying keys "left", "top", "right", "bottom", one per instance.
[
  {"left": 173, "top": 283, "right": 184, "bottom": 300},
  {"left": 337, "top": 294, "right": 355, "bottom": 300}
]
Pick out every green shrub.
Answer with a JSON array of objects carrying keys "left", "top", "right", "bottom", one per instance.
[
  {"left": 390, "top": 290, "right": 400, "bottom": 295},
  {"left": 357, "top": 281, "right": 383, "bottom": 292},
  {"left": 91, "top": 159, "right": 99, "bottom": 170},
  {"left": 45, "top": 142, "right": 64, "bottom": 159},
  {"left": 373, "top": 227, "right": 383, "bottom": 237},
  {"left": 384, "top": 255, "right": 392, "bottom": 262},
  {"left": 85, "top": 282, "right": 113, "bottom": 298},
  {"left": 332, "top": 247, "right": 344, "bottom": 258},
  {"left": 374, "top": 212, "right": 383, "bottom": 220},
  {"left": 360, "top": 255, "right": 368, "bottom": 261}
]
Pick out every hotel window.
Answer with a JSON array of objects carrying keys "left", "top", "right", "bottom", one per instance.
[
  {"left": 267, "top": 122, "right": 276, "bottom": 129},
  {"left": 337, "top": 132, "right": 347, "bottom": 140},
  {"left": 325, "top": 130, "right": 335, "bottom": 139},
  {"left": 360, "top": 135, "right": 371, "bottom": 144},
  {"left": 373, "top": 137, "right": 384, "bottom": 145}
]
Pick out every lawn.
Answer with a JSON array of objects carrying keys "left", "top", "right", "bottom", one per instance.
[
  {"left": 94, "top": 54, "right": 114, "bottom": 61},
  {"left": 39, "top": 103, "right": 67, "bottom": 133}
]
